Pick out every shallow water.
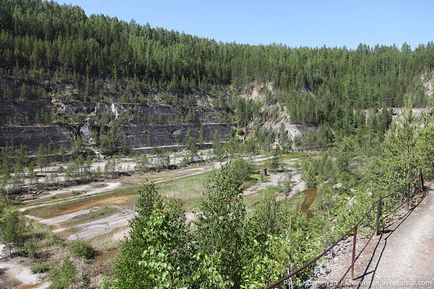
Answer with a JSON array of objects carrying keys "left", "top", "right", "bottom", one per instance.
[{"left": 300, "top": 188, "right": 317, "bottom": 219}]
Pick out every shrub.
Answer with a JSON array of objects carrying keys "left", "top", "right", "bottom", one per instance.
[
  {"left": 226, "top": 158, "right": 253, "bottom": 183},
  {"left": 49, "top": 258, "right": 76, "bottom": 289},
  {"left": 24, "top": 238, "right": 38, "bottom": 259},
  {"left": 45, "top": 232, "right": 63, "bottom": 246},
  {"left": 32, "top": 261, "right": 50, "bottom": 273},
  {"left": 68, "top": 241, "right": 96, "bottom": 260}
]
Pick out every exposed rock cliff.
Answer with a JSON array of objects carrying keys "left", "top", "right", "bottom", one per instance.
[{"left": 0, "top": 76, "right": 232, "bottom": 153}]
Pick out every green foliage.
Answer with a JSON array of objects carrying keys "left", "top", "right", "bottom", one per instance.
[
  {"left": 0, "top": 0, "right": 431, "bottom": 129},
  {"left": 108, "top": 110, "right": 432, "bottom": 288},
  {"left": 99, "top": 125, "right": 126, "bottom": 155},
  {"left": 113, "top": 182, "right": 192, "bottom": 289},
  {"left": 24, "top": 238, "right": 38, "bottom": 259},
  {"left": 99, "top": 278, "right": 113, "bottom": 289},
  {"left": 0, "top": 206, "right": 24, "bottom": 257},
  {"left": 378, "top": 110, "right": 422, "bottom": 195},
  {"left": 415, "top": 115, "right": 434, "bottom": 180},
  {"left": 196, "top": 161, "right": 247, "bottom": 287},
  {"left": 154, "top": 149, "right": 171, "bottom": 169},
  {"left": 224, "top": 157, "right": 254, "bottom": 184},
  {"left": 300, "top": 154, "right": 337, "bottom": 188},
  {"left": 44, "top": 232, "right": 64, "bottom": 247},
  {"left": 240, "top": 235, "right": 291, "bottom": 289},
  {"left": 246, "top": 190, "right": 286, "bottom": 245},
  {"left": 185, "top": 129, "right": 199, "bottom": 161},
  {"left": 68, "top": 240, "right": 96, "bottom": 260},
  {"left": 268, "top": 152, "right": 280, "bottom": 171},
  {"left": 32, "top": 261, "right": 50, "bottom": 273},
  {"left": 49, "top": 258, "right": 77, "bottom": 289},
  {"left": 212, "top": 132, "right": 225, "bottom": 161},
  {"left": 136, "top": 154, "right": 150, "bottom": 172}
]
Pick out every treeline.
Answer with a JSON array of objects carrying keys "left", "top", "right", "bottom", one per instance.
[{"left": 1, "top": 0, "right": 433, "bottom": 110}]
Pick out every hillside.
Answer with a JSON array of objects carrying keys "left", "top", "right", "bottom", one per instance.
[
  {"left": 1, "top": 0, "right": 433, "bottom": 154},
  {"left": 0, "top": 1, "right": 433, "bottom": 289}
]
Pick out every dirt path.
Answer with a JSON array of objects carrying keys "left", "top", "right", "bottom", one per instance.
[
  {"left": 319, "top": 184, "right": 434, "bottom": 288},
  {"left": 67, "top": 207, "right": 135, "bottom": 241},
  {"left": 358, "top": 185, "right": 434, "bottom": 288}
]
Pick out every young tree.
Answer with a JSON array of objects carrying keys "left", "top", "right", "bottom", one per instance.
[
  {"left": 49, "top": 258, "right": 77, "bottom": 289},
  {"left": 380, "top": 110, "right": 419, "bottom": 207},
  {"left": 415, "top": 114, "right": 434, "bottom": 187},
  {"left": 184, "top": 129, "right": 198, "bottom": 162},
  {"left": 136, "top": 154, "right": 149, "bottom": 172},
  {"left": 212, "top": 132, "right": 224, "bottom": 161},
  {"left": 113, "top": 183, "right": 192, "bottom": 289},
  {"left": 1, "top": 165, "right": 11, "bottom": 194},
  {"left": 195, "top": 161, "right": 247, "bottom": 288},
  {"left": 0, "top": 207, "right": 24, "bottom": 257}
]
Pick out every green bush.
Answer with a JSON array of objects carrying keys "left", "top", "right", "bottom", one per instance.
[
  {"left": 45, "top": 232, "right": 63, "bottom": 246},
  {"left": 32, "top": 261, "right": 50, "bottom": 273},
  {"left": 24, "top": 238, "right": 38, "bottom": 259},
  {"left": 68, "top": 241, "right": 96, "bottom": 260},
  {"left": 49, "top": 258, "right": 77, "bottom": 289},
  {"left": 226, "top": 157, "right": 253, "bottom": 183}
]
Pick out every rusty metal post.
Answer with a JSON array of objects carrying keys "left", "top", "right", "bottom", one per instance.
[
  {"left": 375, "top": 200, "right": 382, "bottom": 235},
  {"left": 406, "top": 183, "right": 411, "bottom": 211},
  {"left": 419, "top": 171, "right": 424, "bottom": 192},
  {"left": 351, "top": 226, "right": 357, "bottom": 280}
]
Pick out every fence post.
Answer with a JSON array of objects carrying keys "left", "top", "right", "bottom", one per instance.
[
  {"left": 406, "top": 183, "right": 411, "bottom": 211},
  {"left": 419, "top": 171, "right": 424, "bottom": 192},
  {"left": 375, "top": 200, "right": 382, "bottom": 235},
  {"left": 351, "top": 226, "right": 357, "bottom": 280}
]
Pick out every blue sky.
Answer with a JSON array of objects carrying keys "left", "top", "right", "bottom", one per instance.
[{"left": 55, "top": 0, "right": 433, "bottom": 49}]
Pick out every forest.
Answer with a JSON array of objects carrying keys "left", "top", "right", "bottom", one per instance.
[
  {"left": 0, "top": 1, "right": 433, "bottom": 289},
  {"left": 1, "top": 0, "right": 433, "bottom": 127}
]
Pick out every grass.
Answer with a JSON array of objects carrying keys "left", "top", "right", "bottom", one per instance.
[
  {"left": 24, "top": 170, "right": 213, "bottom": 219},
  {"left": 63, "top": 206, "right": 119, "bottom": 226},
  {"left": 158, "top": 172, "right": 212, "bottom": 211}
]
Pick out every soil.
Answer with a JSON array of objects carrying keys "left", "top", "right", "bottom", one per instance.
[
  {"left": 313, "top": 183, "right": 434, "bottom": 288},
  {"left": 243, "top": 172, "right": 285, "bottom": 196}
]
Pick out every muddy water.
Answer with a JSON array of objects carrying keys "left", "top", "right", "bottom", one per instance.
[{"left": 300, "top": 188, "right": 317, "bottom": 219}]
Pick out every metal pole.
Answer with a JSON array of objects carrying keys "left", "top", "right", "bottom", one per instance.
[
  {"left": 419, "top": 171, "right": 424, "bottom": 192},
  {"left": 375, "top": 200, "right": 382, "bottom": 235},
  {"left": 351, "top": 226, "right": 357, "bottom": 280},
  {"left": 406, "top": 183, "right": 411, "bottom": 211}
]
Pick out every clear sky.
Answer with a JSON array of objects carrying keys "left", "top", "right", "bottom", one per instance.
[{"left": 55, "top": 0, "right": 433, "bottom": 49}]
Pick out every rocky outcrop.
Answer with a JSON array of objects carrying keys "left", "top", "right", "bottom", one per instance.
[
  {"left": 0, "top": 100, "right": 52, "bottom": 125},
  {"left": 0, "top": 76, "right": 232, "bottom": 152},
  {"left": 123, "top": 123, "right": 231, "bottom": 148},
  {"left": 0, "top": 125, "right": 73, "bottom": 150},
  {"left": 241, "top": 82, "right": 317, "bottom": 143}
]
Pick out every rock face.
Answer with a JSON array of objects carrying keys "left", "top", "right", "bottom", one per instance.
[
  {"left": 124, "top": 123, "right": 231, "bottom": 148},
  {"left": 0, "top": 100, "right": 52, "bottom": 125},
  {"left": 0, "top": 99, "right": 231, "bottom": 152},
  {"left": 0, "top": 125, "right": 73, "bottom": 150},
  {"left": 0, "top": 77, "right": 232, "bottom": 152}
]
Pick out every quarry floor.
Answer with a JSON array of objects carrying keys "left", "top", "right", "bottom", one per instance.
[{"left": 1, "top": 151, "right": 308, "bottom": 288}]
